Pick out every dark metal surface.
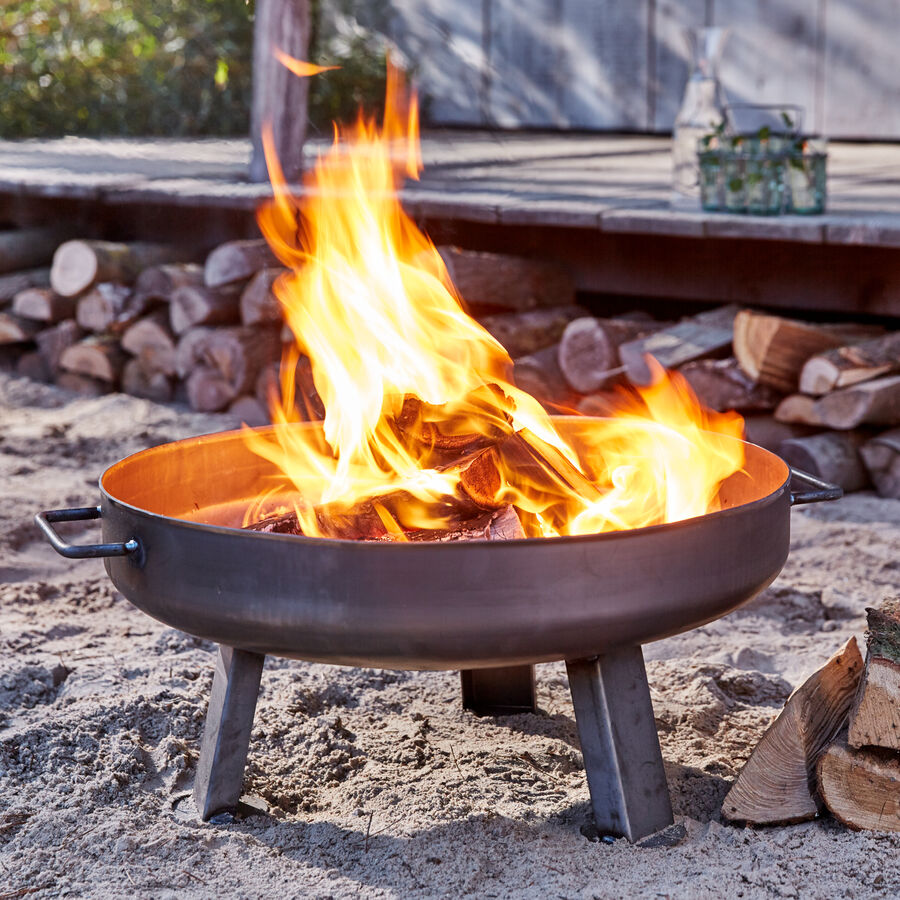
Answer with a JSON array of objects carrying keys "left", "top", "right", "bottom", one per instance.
[
  {"left": 461, "top": 665, "right": 537, "bottom": 715},
  {"left": 34, "top": 506, "right": 140, "bottom": 559},
  {"left": 788, "top": 467, "right": 844, "bottom": 505}
]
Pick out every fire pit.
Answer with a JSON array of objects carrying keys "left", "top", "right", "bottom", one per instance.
[{"left": 36, "top": 422, "right": 839, "bottom": 840}]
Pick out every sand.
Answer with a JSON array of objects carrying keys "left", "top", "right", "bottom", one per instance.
[{"left": 1, "top": 371, "right": 899, "bottom": 899}]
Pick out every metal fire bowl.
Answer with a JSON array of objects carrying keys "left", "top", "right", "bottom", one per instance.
[{"left": 40, "top": 420, "right": 820, "bottom": 669}]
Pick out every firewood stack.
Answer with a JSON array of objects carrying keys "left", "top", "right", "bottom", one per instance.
[{"left": 723, "top": 598, "right": 900, "bottom": 832}]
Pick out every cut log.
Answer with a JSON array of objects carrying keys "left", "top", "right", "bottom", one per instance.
[
  {"left": 204, "top": 239, "right": 280, "bottom": 288},
  {"left": 201, "top": 325, "right": 282, "bottom": 395},
  {"left": 120, "top": 358, "right": 174, "bottom": 403},
  {"left": 185, "top": 365, "right": 238, "bottom": 412},
  {"left": 35, "top": 319, "right": 84, "bottom": 372},
  {"left": 741, "top": 415, "right": 817, "bottom": 454},
  {"left": 513, "top": 344, "right": 573, "bottom": 408},
  {"left": 777, "top": 432, "right": 870, "bottom": 493},
  {"left": 774, "top": 394, "right": 825, "bottom": 426},
  {"left": 848, "top": 599, "right": 900, "bottom": 751},
  {"left": 733, "top": 310, "right": 883, "bottom": 393},
  {"left": 55, "top": 371, "right": 112, "bottom": 396},
  {"left": 121, "top": 310, "right": 176, "bottom": 376},
  {"left": 817, "top": 374, "right": 900, "bottom": 430},
  {"left": 15, "top": 350, "right": 50, "bottom": 383},
  {"left": 0, "top": 227, "right": 71, "bottom": 274},
  {"left": 169, "top": 283, "right": 242, "bottom": 334},
  {"left": 0, "top": 312, "right": 42, "bottom": 343},
  {"left": 51, "top": 241, "right": 187, "bottom": 297},
  {"left": 478, "top": 305, "right": 588, "bottom": 359},
  {"left": 11, "top": 288, "right": 77, "bottom": 323},
  {"left": 133, "top": 262, "right": 204, "bottom": 302},
  {"left": 227, "top": 395, "right": 270, "bottom": 427},
  {"left": 457, "top": 446, "right": 505, "bottom": 510},
  {"left": 0, "top": 267, "right": 50, "bottom": 302},
  {"left": 58, "top": 336, "right": 126, "bottom": 383},
  {"left": 817, "top": 733, "right": 900, "bottom": 832},
  {"left": 860, "top": 429, "right": 900, "bottom": 499},
  {"left": 678, "top": 357, "right": 782, "bottom": 413},
  {"left": 721, "top": 636, "right": 863, "bottom": 825},
  {"left": 436, "top": 246, "right": 575, "bottom": 312},
  {"left": 558, "top": 316, "right": 662, "bottom": 393},
  {"left": 800, "top": 333, "right": 900, "bottom": 396},
  {"left": 487, "top": 504, "right": 527, "bottom": 541},
  {"left": 174, "top": 327, "right": 214, "bottom": 379},
  {"left": 75, "top": 283, "right": 132, "bottom": 333},
  {"left": 240, "top": 266, "right": 287, "bottom": 325},
  {"left": 619, "top": 305, "right": 738, "bottom": 385}
]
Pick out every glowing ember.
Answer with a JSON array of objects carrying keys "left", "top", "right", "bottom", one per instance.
[{"left": 242, "top": 57, "right": 745, "bottom": 539}]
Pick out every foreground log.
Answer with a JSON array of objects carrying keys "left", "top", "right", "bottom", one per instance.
[
  {"left": 35, "top": 320, "right": 83, "bottom": 372},
  {"left": 170, "top": 283, "right": 242, "bottom": 334},
  {"left": 11, "top": 288, "right": 76, "bottom": 323},
  {"left": 721, "top": 637, "right": 863, "bottom": 825},
  {"left": 58, "top": 337, "right": 126, "bottom": 383},
  {"left": 121, "top": 310, "right": 177, "bottom": 376},
  {"left": 859, "top": 429, "right": 900, "bottom": 499},
  {"left": 513, "top": 344, "right": 573, "bottom": 408},
  {"left": 799, "top": 333, "right": 900, "bottom": 396},
  {"left": 848, "top": 599, "right": 900, "bottom": 751},
  {"left": 817, "top": 734, "right": 900, "bottom": 832},
  {"left": 0, "top": 267, "right": 50, "bottom": 302},
  {"left": 0, "top": 312, "right": 42, "bottom": 343},
  {"left": 204, "top": 239, "right": 280, "bottom": 288},
  {"left": 121, "top": 358, "right": 174, "bottom": 403},
  {"left": 202, "top": 325, "right": 281, "bottom": 395},
  {"left": 817, "top": 374, "right": 900, "bottom": 430},
  {"left": 778, "top": 432, "right": 870, "bottom": 493},
  {"left": 619, "top": 305, "right": 737, "bottom": 385},
  {"left": 75, "top": 283, "right": 132, "bottom": 333},
  {"left": 479, "top": 306, "right": 587, "bottom": 359},
  {"left": 679, "top": 357, "right": 782, "bottom": 413},
  {"left": 240, "top": 266, "right": 287, "bottom": 325},
  {"left": 0, "top": 227, "right": 70, "bottom": 274},
  {"left": 437, "top": 246, "right": 575, "bottom": 312}
]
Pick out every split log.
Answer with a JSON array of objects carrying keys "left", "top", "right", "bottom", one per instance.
[
  {"left": 619, "top": 305, "right": 737, "bottom": 385},
  {"left": 11, "top": 288, "right": 76, "bottom": 323},
  {"left": 741, "top": 415, "right": 817, "bottom": 453},
  {"left": 185, "top": 365, "right": 238, "bottom": 412},
  {"left": 201, "top": 325, "right": 282, "bottom": 395},
  {"left": 15, "top": 351, "right": 50, "bottom": 383},
  {"left": 800, "top": 333, "right": 900, "bottom": 396},
  {"left": 240, "top": 267, "right": 287, "bottom": 325},
  {"left": 817, "top": 733, "right": 900, "bottom": 832},
  {"left": 51, "top": 241, "right": 187, "bottom": 297},
  {"left": 678, "top": 357, "right": 782, "bottom": 413},
  {"left": 733, "top": 310, "right": 883, "bottom": 393},
  {"left": 478, "top": 305, "right": 587, "bottom": 359},
  {"left": 75, "top": 283, "right": 132, "bottom": 333},
  {"left": 0, "top": 312, "right": 42, "bottom": 343},
  {"left": 204, "top": 239, "right": 280, "bottom": 288},
  {"left": 513, "top": 344, "right": 573, "bottom": 408},
  {"left": 169, "top": 283, "right": 242, "bottom": 334},
  {"left": 121, "top": 358, "right": 174, "bottom": 403},
  {"left": 859, "top": 429, "right": 900, "bottom": 499},
  {"left": 0, "top": 267, "right": 50, "bottom": 303},
  {"left": 174, "top": 327, "right": 214, "bottom": 379},
  {"left": 55, "top": 371, "right": 112, "bottom": 396},
  {"left": 774, "top": 394, "right": 825, "bottom": 426},
  {"left": 227, "top": 395, "right": 270, "bottom": 427},
  {"left": 35, "top": 320, "right": 83, "bottom": 372},
  {"left": 721, "top": 637, "right": 863, "bottom": 825},
  {"left": 848, "top": 599, "right": 900, "bottom": 751},
  {"left": 0, "top": 227, "right": 71, "bottom": 274},
  {"left": 133, "top": 262, "right": 205, "bottom": 302},
  {"left": 817, "top": 374, "right": 900, "bottom": 430},
  {"left": 436, "top": 246, "right": 575, "bottom": 312},
  {"left": 777, "top": 432, "right": 870, "bottom": 493},
  {"left": 58, "top": 336, "right": 126, "bottom": 383},
  {"left": 120, "top": 310, "right": 176, "bottom": 376}
]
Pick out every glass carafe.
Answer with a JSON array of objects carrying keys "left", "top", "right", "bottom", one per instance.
[{"left": 672, "top": 27, "right": 729, "bottom": 201}]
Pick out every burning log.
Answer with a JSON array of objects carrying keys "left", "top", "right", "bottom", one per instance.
[
  {"left": 0, "top": 227, "right": 70, "bottom": 274},
  {"left": 58, "top": 336, "right": 127, "bottom": 384},
  {"left": 169, "top": 283, "right": 242, "bottom": 334},
  {"left": 228, "top": 395, "right": 270, "bottom": 427},
  {"left": 75, "top": 283, "right": 132, "bottom": 333},
  {"left": 204, "top": 239, "right": 280, "bottom": 289},
  {"left": 121, "top": 358, "right": 174, "bottom": 403},
  {"left": 35, "top": 319, "right": 83, "bottom": 372},
  {"left": 513, "top": 344, "right": 573, "bottom": 408},
  {"left": 847, "top": 599, "right": 900, "bottom": 751},
  {"left": 478, "top": 306, "right": 587, "bottom": 358},
  {"left": 721, "top": 637, "right": 863, "bottom": 825},
  {"left": 240, "top": 267, "right": 287, "bottom": 325},
  {"left": 678, "top": 358, "right": 782, "bottom": 413},
  {"left": 800, "top": 333, "right": 900, "bottom": 396},
  {"left": 11, "top": 288, "right": 76, "bottom": 324},
  {"left": 121, "top": 310, "right": 177, "bottom": 376},
  {"left": 436, "top": 246, "right": 575, "bottom": 313},
  {"left": 202, "top": 325, "right": 282, "bottom": 396},
  {"left": 777, "top": 432, "right": 870, "bottom": 493},
  {"left": 0, "top": 267, "right": 50, "bottom": 303},
  {"left": 619, "top": 305, "right": 737, "bottom": 385},
  {"left": 859, "top": 429, "right": 900, "bottom": 499},
  {"left": 185, "top": 365, "right": 238, "bottom": 412},
  {"left": 0, "top": 312, "right": 42, "bottom": 344}
]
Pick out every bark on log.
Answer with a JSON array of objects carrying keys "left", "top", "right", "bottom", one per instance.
[
  {"left": 51, "top": 241, "right": 186, "bottom": 297},
  {"left": 0, "top": 312, "right": 42, "bottom": 343},
  {"left": 240, "top": 266, "right": 287, "bottom": 325},
  {"left": 55, "top": 371, "right": 113, "bottom": 396},
  {"left": 174, "top": 327, "right": 214, "bottom": 379},
  {"left": 800, "top": 333, "right": 900, "bottom": 397},
  {"left": 35, "top": 320, "right": 83, "bottom": 372},
  {"left": 75, "top": 283, "right": 132, "bottom": 333},
  {"left": 817, "top": 374, "right": 900, "bottom": 430},
  {"left": 15, "top": 351, "right": 50, "bottom": 383},
  {"left": 0, "top": 267, "right": 50, "bottom": 303},
  {"left": 513, "top": 344, "right": 573, "bottom": 408},
  {"left": 436, "top": 246, "right": 575, "bottom": 313},
  {"left": 169, "top": 283, "right": 242, "bottom": 334},
  {"left": 202, "top": 325, "right": 282, "bottom": 395},
  {"left": 204, "top": 239, "right": 280, "bottom": 288},
  {"left": 0, "top": 227, "right": 70, "bottom": 275},
  {"left": 721, "top": 637, "right": 863, "bottom": 825},
  {"left": 121, "top": 358, "right": 174, "bottom": 403},
  {"left": 778, "top": 432, "right": 870, "bottom": 493},
  {"left": 774, "top": 394, "right": 826, "bottom": 426},
  {"left": 121, "top": 310, "right": 177, "bottom": 376},
  {"left": 860, "top": 428, "right": 900, "bottom": 500},
  {"left": 740, "top": 415, "right": 817, "bottom": 454},
  {"left": 11, "top": 288, "right": 76, "bottom": 324},
  {"left": 58, "top": 337, "right": 126, "bottom": 383},
  {"left": 185, "top": 365, "right": 238, "bottom": 412},
  {"left": 679, "top": 357, "right": 783, "bottom": 413},
  {"left": 817, "top": 733, "right": 900, "bottom": 832},
  {"left": 848, "top": 599, "right": 900, "bottom": 751},
  {"left": 134, "top": 262, "right": 204, "bottom": 302},
  {"left": 478, "top": 305, "right": 587, "bottom": 359},
  {"left": 228, "top": 395, "right": 270, "bottom": 427},
  {"left": 619, "top": 305, "right": 737, "bottom": 385}
]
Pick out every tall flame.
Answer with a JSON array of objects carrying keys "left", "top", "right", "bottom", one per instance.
[{"left": 243, "top": 58, "right": 745, "bottom": 539}]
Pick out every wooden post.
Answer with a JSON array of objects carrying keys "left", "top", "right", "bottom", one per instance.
[{"left": 249, "top": 0, "right": 311, "bottom": 184}]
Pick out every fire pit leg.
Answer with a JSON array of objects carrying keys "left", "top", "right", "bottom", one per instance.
[
  {"left": 193, "top": 645, "right": 265, "bottom": 820},
  {"left": 460, "top": 665, "right": 537, "bottom": 715},
  {"left": 566, "top": 647, "right": 673, "bottom": 842}
]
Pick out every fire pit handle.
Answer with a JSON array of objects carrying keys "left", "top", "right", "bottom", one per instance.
[
  {"left": 34, "top": 506, "right": 141, "bottom": 559},
  {"left": 789, "top": 468, "right": 843, "bottom": 506}
]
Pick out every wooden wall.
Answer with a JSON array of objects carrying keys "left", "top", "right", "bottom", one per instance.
[{"left": 386, "top": 0, "right": 900, "bottom": 138}]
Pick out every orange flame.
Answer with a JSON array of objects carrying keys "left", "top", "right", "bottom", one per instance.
[{"left": 243, "top": 60, "right": 745, "bottom": 539}]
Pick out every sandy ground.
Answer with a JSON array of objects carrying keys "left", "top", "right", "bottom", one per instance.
[{"left": 2, "top": 371, "right": 900, "bottom": 899}]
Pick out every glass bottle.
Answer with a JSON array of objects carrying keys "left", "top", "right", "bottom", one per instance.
[{"left": 672, "top": 27, "right": 729, "bottom": 202}]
